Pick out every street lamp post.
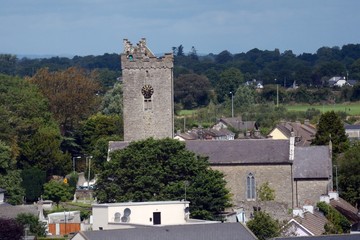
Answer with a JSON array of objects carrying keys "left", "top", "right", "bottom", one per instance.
[
  {"left": 72, "top": 156, "right": 81, "bottom": 174},
  {"left": 230, "top": 91, "right": 234, "bottom": 118},
  {"left": 87, "top": 156, "right": 93, "bottom": 190}
]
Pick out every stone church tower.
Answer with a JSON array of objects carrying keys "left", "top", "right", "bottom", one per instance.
[{"left": 121, "top": 38, "right": 174, "bottom": 141}]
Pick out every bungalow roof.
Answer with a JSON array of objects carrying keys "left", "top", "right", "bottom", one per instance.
[{"left": 72, "top": 222, "right": 257, "bottom": 240}]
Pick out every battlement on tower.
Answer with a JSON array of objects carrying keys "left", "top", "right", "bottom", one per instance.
[{"left": 121, "top": 38, "right": 173, "bottom": 69}]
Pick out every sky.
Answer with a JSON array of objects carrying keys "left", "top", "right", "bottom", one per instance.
[{"left": 1, "top": 0, "right": 360, "bottom": 57}]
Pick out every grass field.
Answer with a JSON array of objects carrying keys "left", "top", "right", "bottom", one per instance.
[{"left": 285, "top": 103, "right": 360, "bottom": 115}]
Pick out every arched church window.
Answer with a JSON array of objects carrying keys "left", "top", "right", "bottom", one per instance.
[{"left": 246, "top": 173, "right": 256, "bottom": 200}]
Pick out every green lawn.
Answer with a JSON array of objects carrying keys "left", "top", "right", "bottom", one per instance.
[{"left": 285, "top": 103, "right": 360, "bottom": 115}]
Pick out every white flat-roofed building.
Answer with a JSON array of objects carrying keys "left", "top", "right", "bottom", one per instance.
[{"left": 92, "top": 200, "right": 198, "bottom": 231}]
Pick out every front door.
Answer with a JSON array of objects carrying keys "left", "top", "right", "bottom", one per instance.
[{"left": 153, "top": 212, "right": 161, "bottom": 225}]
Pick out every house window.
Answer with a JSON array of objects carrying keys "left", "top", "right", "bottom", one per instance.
[{"left": 246, "top": 173, "right": 256, "bottom": 200}]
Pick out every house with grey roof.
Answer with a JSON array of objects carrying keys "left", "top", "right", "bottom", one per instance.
[
  {"left": 71, "top": 222, "right": 257, "bottom": 240},
  {"left": 344, "top": 124, "right": 360, "bottom": 140},
  {"left": 213, "top": 117, "right": 258, "bottom": 137},
  {"left": 273, "top": 234, "right": 360, "bottom": 240},
  {"left": 268, "top": 120, "right": 316, "bottom": 146}
]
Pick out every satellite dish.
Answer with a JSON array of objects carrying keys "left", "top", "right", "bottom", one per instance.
[
  {"left": 121, "top": 216, "right": 130, "bottom": 223},
  {"left": 114, "top": 212, "right": 121, "bottom": 222},
  {"left": 124, "top": 208, "right": 131, "bottom": 217},
  {"left": 184, "top": 207, "right": 190, "bottom": 213}
]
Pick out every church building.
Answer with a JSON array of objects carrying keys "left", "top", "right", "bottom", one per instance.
[{"left": 111, "top": 39, "right": 333, "bottom": 221}]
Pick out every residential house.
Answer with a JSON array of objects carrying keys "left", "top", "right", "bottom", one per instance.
[
  {"left": 284, "top": 206, "right": 328, "bottom": 236},
  {"left": 347, "top": 79, "right": 358, "bottom": 86},
  {"left": 0, "top": 188, "right": 40, "bottom": 220},
  {"left": 71, "top": 222, "right": 257, "bottom": 240},
  {"left": 344, "top": 124, "right": 360, "bottom": 140},
  {"left": 0, "top": 188, "right": 4, "bottom": 203},
  {"left": 328, "top": 76, "right": 358, "bottom": 87},
  {"left": 268, "top": 120, "right": 316, "bottom": 146},
  {"left": 92, "top": 201, "right": 194, "bottom": 231},
  {"left": 175, "top": 128, "right": 235, "bottom": 141},
  {"left": 245, "top": 79, "right": 264, "bottom": 89},
  {"left": 213, "top": 117, "right": 259, "bottom": 137},
  {"left": 328, "top": 76, "right": 346, "bottom": 87},
  {"left": 273, "top": 234, "right": 360, "bottom": 240}
]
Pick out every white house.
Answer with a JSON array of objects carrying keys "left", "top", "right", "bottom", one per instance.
[
  {"left": 0, "top": 188, "right": 4, "bottom": 203},
  {"left": 92, "top": 201, "right": 200, "bottom": 231}
]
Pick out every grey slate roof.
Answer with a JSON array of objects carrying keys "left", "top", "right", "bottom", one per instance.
[
  {"left": 0, "top": 203, "right": 39, "bottom": 219},
  {"left": 344, "top": 124, "right": 360, "bottom": 130},
  {"left": 109, "top": 139, "right": 291, "bottom": 165},
  {"left": 72, "top": 222, "right": 257, "bottom": 240},
  {"left": 273, "top": 234, "right": 360, "bottom": 240},
  {"left": 293, "top": 210, "right": 328, "bottom": 235},
  {"left": 293, "top": 146, "right": 331, "bottom": 179},
  {"left": 185, "top": 139, "right": 290, "bottom": 164}
]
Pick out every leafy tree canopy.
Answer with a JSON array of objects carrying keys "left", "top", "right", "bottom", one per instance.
[
  {"left": 43, "top": 180, "right": 73, "bottom": 206},
  {"left": 337, "top": 142, "right": 360, "bottom": 208},
  {"left": 21, "top": 167, "right": 46, "bottom": 203},
  {"left": 174, "top": 73, "right": 213, "bottom": 109},
  {"left": 95, "top": 138, "right": 231, "bottom": 220},
  {"left": 16, "top": 213, "right": 46, "bottom": 237},
  {"left": 0, "top": 170, "right": 25, "bottom": 205},
  {"left": 246, "top": 211, "right": 280, "bottom": 240},
  {"left": 29, "top": 67, "right": 101, "bottom": 135},
  {"left": 312, "top": 111, "right": 349, "bottom": 154},
  {"left": 0, "top": 218, "right": 24, "bottom": 240},
  {"left": 317, "top": 201, "right": 351, "bottom": 234}
]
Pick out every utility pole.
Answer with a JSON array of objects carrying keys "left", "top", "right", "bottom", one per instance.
[
  {"left": 230, "top": 91, "right": 234, "bottom": 118},
  {"left": 276, "top": 84, "right": 279, "bottom": 107}
]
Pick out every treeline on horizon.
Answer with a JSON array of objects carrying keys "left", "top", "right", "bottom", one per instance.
[
  {"left": 2, "top": 43, "right": 360, "bottom": 110},
  {"left": 1, "top": 43, "right": 360, "bottom": 82}
]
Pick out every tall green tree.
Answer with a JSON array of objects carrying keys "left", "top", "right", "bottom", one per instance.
[
  {"left": 21, "top": 167, "right": 46, "bottom": 203},
  {"left": 216, "top": 67, "right": 244, "bottom": 102},
  {"left": 0, "top": 140, "right": 13, "bottom": 174},
  {"left": 101, "top": 81, "right": 123, "bottom": 115},
  {"left": 246, "top": 211, "right": 280, "bottom": 240},
  {"left": 0, "top": 74, "right": 56, "bottom": 162},
  {"left": 312, "top": 111, "right": 349, "bottom": 154},
  {"left": 337, "top": 142, "right": 360, "bottom": 208},
  {"left": 95, "top": 138, "right": 231, "bottom": 220},
  {"left": 16, "top": 213, "right": 46, "bottom": 237},
  {"left": 29, "top": 67, "right": 100, "bottom": 135},
  {"left": 43, "top": 180, "right": 73, "bottom": 206},
  {"left": 21, "top": 125, "right": 71, "bottom": 177},
  {"left": 233, "top": 85, "right": 257, "bottom": 112},
  {"left": 174, "top": 73, "right": 213, "bottom": 109},
  {"left": 0, "top": 170, "right": 25, "bottom": 205}
]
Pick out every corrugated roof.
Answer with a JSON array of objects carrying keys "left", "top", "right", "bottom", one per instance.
[
  {"left": 73, "top": 222, "right": 257, "bottom": 240},
  {"left": 293, "top": 146, "right": 331, "bottom": 179}
]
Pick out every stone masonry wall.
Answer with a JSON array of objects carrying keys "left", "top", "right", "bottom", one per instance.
[
  {"left": 121, "top": 43, "right": 174, "bottom": 142},
  {"left": 294, "top": 179, "right": 330, "bottom": 207},
  {"left": 211, "top": 164, "right": 294, "bottom": 208}
]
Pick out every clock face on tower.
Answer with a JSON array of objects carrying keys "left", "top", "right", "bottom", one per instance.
[{"left": 141, "top": 84, "right": 154, "bottom": 99}]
